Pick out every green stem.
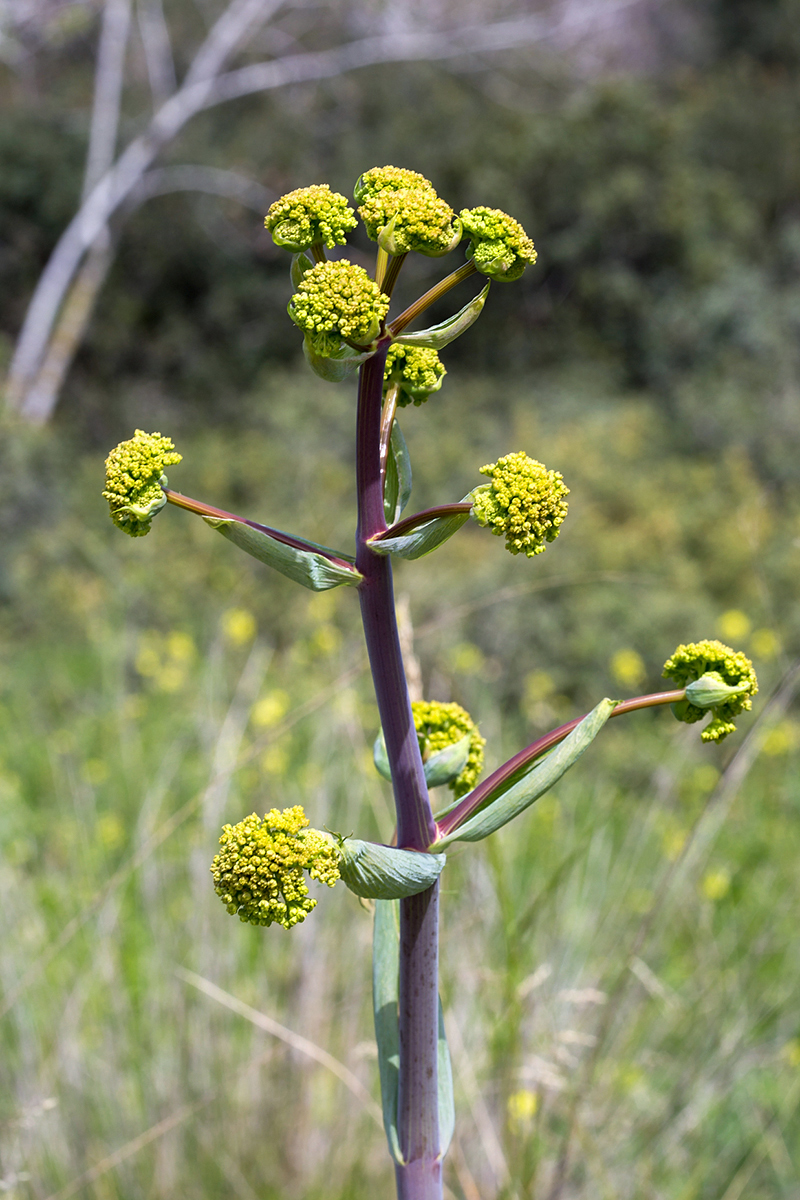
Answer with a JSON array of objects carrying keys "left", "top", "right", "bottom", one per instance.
[{"left": 388, "top": 261, "right": 477, "bottom": 337}]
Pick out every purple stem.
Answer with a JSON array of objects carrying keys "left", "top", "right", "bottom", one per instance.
[{"left": 355, "top": 342, "right": 441, "bottom": 1198}]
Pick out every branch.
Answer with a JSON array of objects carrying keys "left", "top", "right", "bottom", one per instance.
[
  {"left": 127, "top": 164, "right": 274, "bottom": 213},
  {"left": 136, "top": 0, "right": 176, "bottom": 108},
  {"left": 84, "top": 0, "right": 133, "bottom": 199}
]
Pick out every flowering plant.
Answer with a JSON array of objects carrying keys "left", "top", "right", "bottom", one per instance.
[{"left": 104, "top": 169, "right": 757, "bottom": 1199}]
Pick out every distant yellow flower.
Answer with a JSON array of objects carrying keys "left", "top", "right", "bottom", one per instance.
[
  {"left": 507, "top": 1089, "right": 538, "bottom": 1128},
  {"left": 701, "top": 868, "right": 731, "bottom": 901},
  {"left": 222, "top": 608, "right": 257, "bottom": 645},
  {"left": 718, "top": 610, "right": 751, "bottom": 643},
  {"left": 610, "top": 649, "right": 646, "bottom": 689}
]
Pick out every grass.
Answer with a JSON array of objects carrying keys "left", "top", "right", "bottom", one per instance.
[{"left": 1, "top": 365, "right": 799, "bottom": 1199}]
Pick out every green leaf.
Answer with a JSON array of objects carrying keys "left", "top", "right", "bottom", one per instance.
[
  {"left": 393, "top": 283, "right": 490, "bottom": 350},
  {"left": 435, "top": 699, "right": 616, "bottom": 848},
  {"left": 336, "top": 838, "right": 446, "bottom": 900},
  {"left": 290, "top": 252, "right": 314, "bottom": 289},
  {"left": 204, "top": 518, "right": 361, "bottom": 591},
  {"left": 373, "top": 732, "right": 392, "bottom": 781},
  {"left": 302, "top": 336, "right": 373, "bottom": 383},
  {"left": 369, "top": 508, "right": 470, "bottom": 561},
  {"left": 438, "top": 997, "right": 455, "bottom": 1155},
  {"left": 423, "top": 733, "right": 472, "bottom": 788},
  {"left": 383, "top": 421, "right": 412, "bottom": 526},
  {"left": 372, "top": 901, "right": 454, "bottom": 1163},
  {"left": 373, "top": 899, "right": 403, "bottom": 1164}
]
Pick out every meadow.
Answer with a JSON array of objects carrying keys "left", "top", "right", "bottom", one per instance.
[{"left": 1, "top": 363, "right": 799, "bottom": 1199}]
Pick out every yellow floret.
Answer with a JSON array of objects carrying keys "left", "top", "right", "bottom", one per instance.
[
  {"left": 384, "top": 344, "right": 446, "bottom": 406},
  {"left": 663, "top": 640, "right": 758, "bottom": 743},
  {"left": 288, "top": 259, "right": 390, "bottom": 356},
  {"left": 472, "top": 451, "right": 569, "bottom": 557},
  {"left": 359, "top": 187, "right": 460, "bottom": 256},
  {"left": 460, "top": 206, "right": 537, "bottom": 281},
  {"left": 265, "top": 184, "right": 357, "bottom": 251},
  {"left": 210, "top": 806, "right": 340, "bottom": 929},
  {"left": 102, "top": 429, "right": 181, "bottom": 537},
  {"left": 354, "top": 165, "right": 435, "bottom": 204},
  {"left": 412, "top": 700, "right": 485, "bottom": 799}
]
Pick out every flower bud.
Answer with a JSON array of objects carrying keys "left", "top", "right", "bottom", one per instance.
[
  {"left": 288, "top": 259, "right": 390, "bottom": 356},
  {"left": 471, "top": 451, "right": 569, "bottom": 557},
  {"left": 413, "top": 700, "right": 485, "bottom": 798},
  {"left": 354, "top": 165, "right": 434, "bottom": 205},
  {"left": 460, "top": 206, "right": 537, "bottom": 282},
  {"left": 265, "top": 184, "right": 357, "bottom": 252},
  {"left": 383, "top": 344, "right": 446, "bottom": 406},
  {"left": 211, "top": 807, "right": 340, "bottom": 929},
  {"left": 334, "top": 836, "right": 446, "bottom": 899},
  {"left": 359, "top": 188, "right": 461, "bottom": 257},
  {"left": 663, "top": 640, "right": 758, "bottom": 743},
  {"left": 102, "top": 429, "right": 181, "bottom": 537}
]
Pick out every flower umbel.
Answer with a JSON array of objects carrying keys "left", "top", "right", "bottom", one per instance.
[
  {"left": 265, "top": 184, "right": 357, "bottom": 252},
  {"left": 472, "top": 451, "right": 569, "bottom": 557},
  {"left": 460, "top": 206, "right": 537, "bottom": 282},
  {"left": 288, "top": 259, "right": 390, "bottom": 356},
  {"left": 413, "top": 700, "right": 485, "bottom": 799},
  {"left": 663, "top": 640, "right": 758, "bottom": 742},
  {"left": 359, "top": 187, "right": 461, "bottom": 257},
  {"left": 384, "top": 344, "right": 446, "bottom": 406},
  {"left": 102, "top": 429, "right": 181, "bottom": 537},
  {"left": 354, "top": 165, "right": 435, "bottom": 204},
  {"left": 211, "top": 806, "right": 340, "bottom": 929}
]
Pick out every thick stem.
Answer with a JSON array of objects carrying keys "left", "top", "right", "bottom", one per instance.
[
  {"left": 395, "top": 883, "right": 441, "bottom": 1200},
  {"left": 356, "top": 345, "right": 442, "bottom": 1198}
]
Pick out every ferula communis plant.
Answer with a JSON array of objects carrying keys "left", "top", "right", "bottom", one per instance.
[{"left": 103, "top": 166, "right": 758, "bottom": 1199}]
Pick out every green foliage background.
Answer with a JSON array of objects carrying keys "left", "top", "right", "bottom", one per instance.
[{"left": 2, "top": 2, "right": 800, "bottom": 1196}]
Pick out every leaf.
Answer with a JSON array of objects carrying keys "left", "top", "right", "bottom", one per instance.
[
  {"left": 434, "top": 699, "right": 616, "bottom": 847},
  {"left": 383, "top": 421, "right": 412, "bottom": 526},
  {"left": 373, "top": 731, "right": 392, "bottom": 781},
  {"left": 372, "top": 901, "right": 454, "bottom": 1163},
  {"left": 302, "top": 336, "right": 373, "bottom": 383},
  {"left": 423, "top": 733, "right": 472, "bottom": 788},
  {"left": 290, "top": 252, "right": 314, "bottom": 288},
  {"left": 373, "top": 899, "right": 403, "bottom": 1164},
  {"left": 369, "top": 509, "right": 470, "bottom": 561},
  {"left": 393, "top": 283, "right": 490, "bottom": 350},
  {"left": 337, "top": 839, "right": 446, "bottom": 900},
  {"left": 205, "top": 518, "right": 361, "bottom": 591}
]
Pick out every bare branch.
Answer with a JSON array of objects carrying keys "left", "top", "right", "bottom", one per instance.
[
  {"left": 128, "top": 164, "right": 273, "bottom": 212},
  {"left": 136, "top": 0, "right": 176, "bottom": 107},
  {"left": 84, "top": 0, "right": 133, "bottom": 199}
]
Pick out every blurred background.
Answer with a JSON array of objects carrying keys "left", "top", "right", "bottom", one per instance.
[{"left": 2, "top": 0, "right": 800, "bottom": 1196}]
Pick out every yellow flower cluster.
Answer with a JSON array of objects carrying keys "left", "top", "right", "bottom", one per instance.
[
  {"left": 210, "top": 806, "right": 340, "bottom": 929},
  {"left": 412, "top": 700, "right": 485, "bottom": 799},
  {"left": 265, "top": 184, "right": 357, "bottom": 252},
  {"left": 663, "top": 640, "right": 758, "bottom": 743},
  {"left": 460, "top": 206, "right": 537, "bottom": 281},
  {"left": 355, "top": 165, "right": 460, "bottom": 257},
  {"left": 384, "top": 344, "right": 446, "bottom": 407},
  {"left": 288, "top": 259, "right": 390, "bottom": 356},
  {"left": 472, "top": 451, "right": 569, "bottom": 557},
  {"left": 102, "top": 429, "right": 181, "bottom": 537}
]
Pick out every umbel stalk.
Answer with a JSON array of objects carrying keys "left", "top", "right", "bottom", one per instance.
[{"left": 355, "top": 344, "right": 442, "bottom": 1198}]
